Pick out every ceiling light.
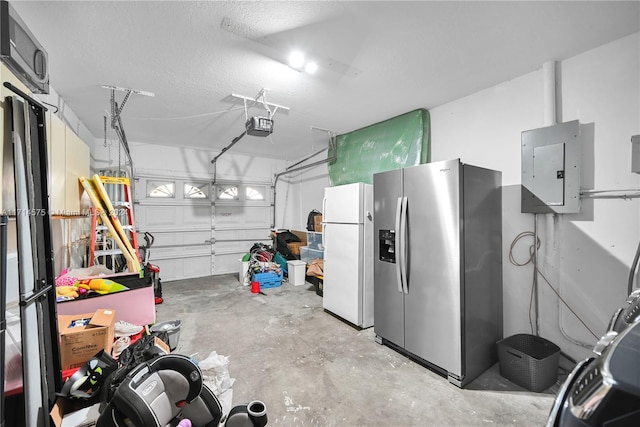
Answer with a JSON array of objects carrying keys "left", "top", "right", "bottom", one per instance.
[
  {"left": 288, "top": 51, "right": 305, "bottom": 69},
  {"left": 304, "top": 61, "right": 319, "bottom": 74}
]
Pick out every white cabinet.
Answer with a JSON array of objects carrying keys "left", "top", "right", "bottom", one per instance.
[
  {"left": 47, "top": 113, "right": 90, "bottom": 215},
  {"left": 63, "top": 126, "right": 90, "bottom": 215}
]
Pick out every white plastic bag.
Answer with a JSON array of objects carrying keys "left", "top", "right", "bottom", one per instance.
[{"left": 198, "top": 351, "right": 236, "bottom": 415}]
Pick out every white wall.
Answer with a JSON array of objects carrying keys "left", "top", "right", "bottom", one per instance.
[
  {"left": 281, "top": 165, "right": 330, "bottom": 231},
  {"left": 38, "top": 86, "right": 93, "bottom": 146},
  {"left": 432, "top": 33, "right": 639, "bottom": 361},
  {"left": 291, "top": 32, "right": 640, "bottom": 361}
]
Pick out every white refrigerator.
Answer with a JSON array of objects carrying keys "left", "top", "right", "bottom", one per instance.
[{"left": 322, "top": 182, "right": 374, "bottom": 328}]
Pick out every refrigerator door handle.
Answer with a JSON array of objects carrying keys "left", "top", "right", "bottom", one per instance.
[
  {"left": 323, "top": 222, "right": 328, "bottom": 252},
  {"left": 400, "top": 196, "right": 409, "bottom": 294},
  {"left": 321, "top": 196, "right": 327, "bottom": 224},
  {"left": 395, "top": 197, "right": 403, "bottom": 293}
]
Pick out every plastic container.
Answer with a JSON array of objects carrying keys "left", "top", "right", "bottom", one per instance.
[
  {"left": 150, "top": 320, "right": 182, "bottom": 351},
  {"left": 299, "top": 246, "right": 324, "bottom": 264},
  {"left": 287, "top": 260, "right": 307, "bottom": 286},
  {"left": 239, "top": 259, "right": 250, "bottom": 285},
  {"left": 497, "top": 334, "right": 560, "bottom": 392},
  {"left": 306, "top": 231, "right": 323, "bottom": 249},
  {"left": 252, "top": 271, "right": 283, "bottom": 289}
]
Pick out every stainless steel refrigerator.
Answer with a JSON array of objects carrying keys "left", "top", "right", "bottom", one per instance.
[
  {"left": 322, "top": 182, "right": 374, "bottom": 328},
  {"left": 373, "top": 159, "right": 502, "bottom": 387}
]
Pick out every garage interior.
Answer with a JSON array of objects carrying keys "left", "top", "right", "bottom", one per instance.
[{"left": 1, "top": 1, "right": 639, "bottom": 426}]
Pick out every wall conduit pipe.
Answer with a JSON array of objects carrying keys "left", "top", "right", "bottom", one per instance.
[
  {"left": 543, "top": 61, "right": 596, "bottom": 348},
  {"left": 534, "top": 60, "right": 559, "bottom": 337}
]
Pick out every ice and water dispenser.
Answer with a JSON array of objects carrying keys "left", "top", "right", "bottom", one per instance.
[{"left": 379, "top": 229, "right": 396, "bottom": 263}]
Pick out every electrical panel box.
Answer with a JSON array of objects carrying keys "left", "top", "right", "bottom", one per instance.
[
  {"left": 632, "top": 135, "right": 640, "bottom": 174},
  {"left": 521, "top": 120, "right": 581, "bottom": 214}
]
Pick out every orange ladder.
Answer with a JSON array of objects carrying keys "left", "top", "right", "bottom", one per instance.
[{"left": 88, "top": 175, "right": 140, "bottom": 272}]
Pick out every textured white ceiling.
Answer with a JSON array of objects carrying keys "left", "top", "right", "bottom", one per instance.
[{"left": 10, "top": 1, "right": 640, "bottom": 160}]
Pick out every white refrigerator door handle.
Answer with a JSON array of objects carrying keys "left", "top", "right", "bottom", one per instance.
[
  {"left": 400, "top": 196, "right": 409, "bottom": 294},
  {"left": 321, "top": 196, "right": 327, "bottom": 223},
  {"left": 322, "top": 223, "right": 328, "bottom": 251},
  {"left": 395, "top": 197, "right": 403, "bottom": 293}
]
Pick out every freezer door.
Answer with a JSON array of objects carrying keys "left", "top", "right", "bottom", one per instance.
[
  {"left": 323, "top": 183, "right": 365, "bottom": 224},
  {"left": 323, "top": 222, "right": 363, "bottom": 325},
  {"left": 373, "top": 168, "right": 405, "bottom": 346},
  {"left": 403, "top": 159, "right": 463, "bottom": 376}
]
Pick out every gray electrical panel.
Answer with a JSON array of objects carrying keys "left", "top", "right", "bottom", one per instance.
[{"left": 521, "top": 120, "right": 581, "bottom": 214}]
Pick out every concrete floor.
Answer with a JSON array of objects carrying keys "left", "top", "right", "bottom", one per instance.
[{"left": 156, "top": 274, "right": 559, "bottom": 427}]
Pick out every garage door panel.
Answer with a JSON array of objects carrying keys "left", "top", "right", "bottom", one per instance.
[
  {"left": 149, "top": 230, "right": 211, "bottom": 247},
  {"left": 155, "top": 260, "right": 177, "bottom": 282},
  {"left": 183, "top": 255, "right": 212, "bottom": 277},
  {"left": 215, "top": 228, "right": 271, "bottom": 241},
  {"left": 215, "top": 205, "right": 270, "bottom": 227},
  {"left": 137, "top": 205, "right": 178, "bottom": 227},
  {"left": 183, "top": 204, "right": 212, "bottom": 226},
  {"left": 215, "top": 229, "right": 270, "bottom": 253},
  {"left": 215, "top": 253, "right": 245, "bottom": 276},
  {"left": 154, "top": 255, "right": 211, "bottom": 282},
  {"left": 152, "top": 247, "right": 210, "bottom": 259},
  {"left": 216, "top": 241, "right": 264, "bottom": 255}
]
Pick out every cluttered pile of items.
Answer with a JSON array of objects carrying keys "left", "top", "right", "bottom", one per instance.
[
  {"left": 239, "top": 210, "right": 326, "bottom": 294},
  {"left": 52, "top": 310, "right": 268, "bottom": 426},
  {"left": 240, "top": 243, "right": 287, "bottom": 293}
]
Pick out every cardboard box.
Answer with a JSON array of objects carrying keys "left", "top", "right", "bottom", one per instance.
[
  {"left": 287, "top": 242, "right": 304, "bottom": 256},
  {"left": 287, "top": 230, "right": 307, "bottom": 256},
  {"left": 58, "top": 308, "right": 116, "bottom": 370},
  {"left": 50, "top": 399, "right": 100, "bottom": 427},
  {"left": 314, "top": 214, "right": 323, "bottom": 232}
]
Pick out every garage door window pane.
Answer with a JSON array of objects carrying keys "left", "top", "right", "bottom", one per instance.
[
  {"left": 217, "top": 185, "right": 238, "bottom": 200},
  {"left": 185, "top": 183, "right": 209, "bottom": 199},
  {"left": 147, "top": 181, "right": 175, "bottom": 198},
  {"left": 246, "top": 186, "right": 264, "bottom": 200}
]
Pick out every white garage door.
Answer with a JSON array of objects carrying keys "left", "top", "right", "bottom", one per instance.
[
  {"left": 211, "top": 181, "right": 273, "bottom": 276},
  {"left": 134, "top": 176, "right": 272, "bottom": 281}
]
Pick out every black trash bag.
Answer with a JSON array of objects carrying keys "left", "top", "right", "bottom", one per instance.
[{"left": 275, "top": 231, "right": 300, "bottom": 260}]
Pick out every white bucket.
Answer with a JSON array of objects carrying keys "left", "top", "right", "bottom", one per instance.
[
  {"left": 287, "top": 260, "right": 307, "bottom": 286},
  {"left": 239, "top": 259, "right": 250, "bottom": 285}
]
